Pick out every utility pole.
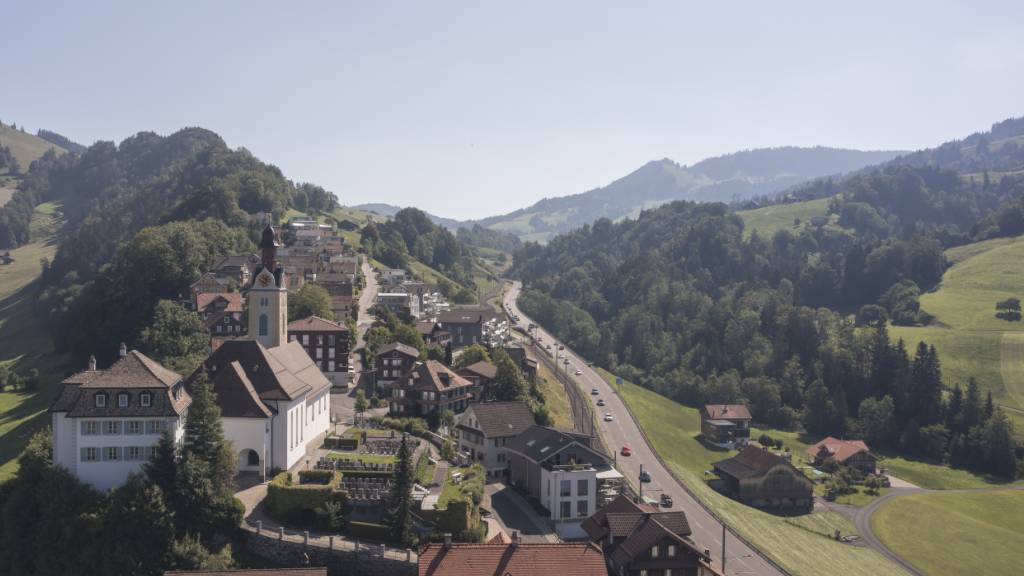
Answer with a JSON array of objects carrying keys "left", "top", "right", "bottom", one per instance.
[
  {"left": 638, "top": 464, "right": 644, "bottom": 503},
  {"left": 722, "top": 522, "right": 726, "bottom": 574}
]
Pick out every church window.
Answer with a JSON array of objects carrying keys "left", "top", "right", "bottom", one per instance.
[
  {"left": 260, "top": 297, "right": 269, "bottom": 307},
  {"left": 259, "top": 314, "right": 269, "bottom": 337},
  {"left": 95, "top": 394, "right": 106, "bottom": 408},
  {"left": 140, "top": 393, "right": 151, "bottom": 407},
  {"left": 118, "top": 393, "right": 129, "bottom": 407}
]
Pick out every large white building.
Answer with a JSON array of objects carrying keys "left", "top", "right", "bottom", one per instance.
[{"left": 50, "top": 347, "right": 191, "bottom": 491}]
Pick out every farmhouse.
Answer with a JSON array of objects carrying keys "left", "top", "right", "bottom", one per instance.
[
  {"left": 699, "top": 404, "right": 752, "bottom": 448},
  {"left": 389, "top": 360, "right": 474, "bottom": 418},
  {"left": 806, "top": 437, "right": 876, "bottom": 475},
  {"left": 712, "top": 445, "right": 812, "bottom": 509}
]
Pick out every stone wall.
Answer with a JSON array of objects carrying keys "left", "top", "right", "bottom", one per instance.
[{"left": 244, "top": 526, "right": 416, "bottom": 576}]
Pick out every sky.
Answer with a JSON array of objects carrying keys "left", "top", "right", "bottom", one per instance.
[{"left": 3, "top": 1, "right": 1024, "bottom": 220}]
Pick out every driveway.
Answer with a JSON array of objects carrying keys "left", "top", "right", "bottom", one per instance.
[
  {"left": 485, "top": 483, "right": 558, "bottom": 543},
  {"left": 505, "top": 281, "right": 783, "bottom": 576}
]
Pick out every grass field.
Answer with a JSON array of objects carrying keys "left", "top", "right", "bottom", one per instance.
[
  {"left": 0, "top": 125, "right": 66, "bottom": 168},
  {"left": 880, "top": 455, "right": 1016, "bottom": 490},
  {"left": 889, "top": 234, "right": 1024, "bottom": 435},
  {"left": 535, "top": 359, "right": 574, "bottom": 431},
  {"left": 737, "top": 198, "right": 831, "bottom": 239},
  {"left": 871, "top": 490, "right": 1024, "bottom": 576},
  {"left": 326, "top": 451, "right": 396, "bottom": 465},
  {"left": 0, "top": 202, "right": 70, "bottom": 481},
  {"left": 610, "top": 374, "right": 909, "bottom": 576}
]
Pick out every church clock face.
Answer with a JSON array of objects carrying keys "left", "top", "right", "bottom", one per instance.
[{"left": 258, "top": 272, "right": 272, "bottom": 287}]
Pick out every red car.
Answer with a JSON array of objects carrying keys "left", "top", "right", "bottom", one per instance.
[{"left": 620, "top": 444, "right": 632, "bottom": 457}]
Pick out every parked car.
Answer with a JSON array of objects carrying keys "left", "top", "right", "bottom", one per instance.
[
  {"left": 591, "top": 388, "right": 599, "bottom": 395},
  {"left": 603, "top": 412, "right": 614, "bottom": 422},
  {"left": 574, "top": 369, "right": 582, "bottom": 375},
  {"left": 660, "top": 494, "right": 673, "bottom": 507},
  {"left": 620, "top": 444, "right": 632, "bottom": 456},
  {"left": 596, "top": 398, "right": 606, "bottom": 406},
  {"left": 640, "top": 470, "right": 651, "bottom": 483}
]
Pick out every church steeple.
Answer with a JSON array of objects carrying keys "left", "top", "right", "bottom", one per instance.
[{"left": 248, "top": 224, "right": 288, "bottom": 349}]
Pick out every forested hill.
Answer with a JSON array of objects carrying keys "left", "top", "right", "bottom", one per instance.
[
  {"left": 476, "top": 146, "right": 902, "bottom": 242},
  {"left": 353, "top": 202, "right": 466, "bottom": 230}
]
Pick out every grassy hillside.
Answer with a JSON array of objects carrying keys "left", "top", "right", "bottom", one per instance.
[
  {"left": 0, "top": 124, "right": 66, "bottom": 168},
  {"left": 610, "top": 375, "right": 909, "bottom": 576},
  {"left": 889, "top": 235, "right": 1024, "bottom": 435},
  {"left": 871, "top": 490, "right": 1024, "bottom": 576},
  {"left": 737, "top": 197, "right": 832, "bottom": 239},
  {"left": 0, "top": 201, "right": 70, "bottom": 481}
]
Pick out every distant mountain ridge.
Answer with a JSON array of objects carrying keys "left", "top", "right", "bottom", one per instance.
[
  {"left": 352, "top": 202, "right": 465, "bottom": 230},
  {"left": 476, "top": 146, "right": 904, "bottom": 242}
]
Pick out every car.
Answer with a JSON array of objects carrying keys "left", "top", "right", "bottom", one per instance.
[
  {"left": 620, "top": 444, "right": 632, "bottom": 456},
  {"left": 559, "top": 344, "right": 565, "bottom": 350},
  {"left": 591, "top": 388, "right": 599, "bottom": 395},
  {"left": 596, "top": 398, "right": 606, "bottom": 406},
  {"left": 546, "top": 344, "right": 552, "bottom": 350},
  {"left": 603, "top": 412, "right": 614, "bottom": 422},
  {"left": 640, "top": 470, "right": 651, "bottom": 483},
  {"left": 574, "top": 369, "right": 582, "bottom": 376},
  {"left": 563, "top": 358, "right": 570, "bottom": 365},
  {"left": 660, "top": 494, "right": 673, "bottom": 507}
]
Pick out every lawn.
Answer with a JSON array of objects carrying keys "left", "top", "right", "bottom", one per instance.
[
  {"left": 0, "top": 125, "right": 66, "bottom": 168},
  {"left": 436, "top": 466, "right": 482, "bottom": 509},
  {"left": 889, "top": 234, "right": 1024, "bottom": 436},
  {"left": 342, "top": 427, "right": 394, "bottom": 439},
  {"left": 871, "top": 490, "right": 1024, "bottom": 576},
  {"left": 610, "top": 374, "right": 910, "bottom": 576},
  {"left": 326, "top": 451, "right": 396, "bottom": 465},
  {"left": 536, "top": 359, "right": 574, "bottom": 431},
  {"left": 878, "top": 455, "right": 1017, "bottom": 490},
  {"left": 415, "top": 452, "right": 435, "bottom": 486},
  {"left": 0, "top": 202, "right": 70, "bottom": 481},
  {"left": 737, "top": 197, "right": 831, "bottom": 239}
]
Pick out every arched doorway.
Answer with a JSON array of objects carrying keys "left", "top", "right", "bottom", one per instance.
[{"left": 239, "top": 448, "right": 261, "bottom": 472}]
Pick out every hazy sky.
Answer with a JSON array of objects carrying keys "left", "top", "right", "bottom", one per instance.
[{"left": 4, "top": 1, "right": 1023, "bottom": 219}]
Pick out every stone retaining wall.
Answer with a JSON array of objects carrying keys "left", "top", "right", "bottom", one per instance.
[{"left": 243, "top": 523, "right": 416, "bottom": 576}]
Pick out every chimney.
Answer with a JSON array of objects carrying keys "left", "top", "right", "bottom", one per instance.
[
  {"left": 118, "top": 342, "right": 127, "bottom": 359},
  {"left": 510, "top": 531, "right": 519, "bottom": 547},
  {"left": 443, "top": 533, "right": 452, "bottom": 548},
  {"left": 722, "top": 405, "right": 728, "bottom": 414},
  {"left": 88, "top": 355, "right": 97, "bottom": 371}
]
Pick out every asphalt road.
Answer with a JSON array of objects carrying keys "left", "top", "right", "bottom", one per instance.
[{"left": 504, "top": 281, "right": 783, "bottom": 576}]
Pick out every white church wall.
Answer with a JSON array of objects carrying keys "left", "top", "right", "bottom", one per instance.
[{"left": 222, "top": 417, "right": 269, "bottom": 474}]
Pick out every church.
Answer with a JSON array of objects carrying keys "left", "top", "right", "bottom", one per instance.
[{"left": 50, "top": 225, "right": 331, "bottom": 490}]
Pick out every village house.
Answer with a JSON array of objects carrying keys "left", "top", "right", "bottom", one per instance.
[
  {"left": 806, "top": 437, "right": 877, "bottom": 475},
  {"left": 196, "top": 292, "right": 244, "bottom": 320},
  {"left": 581, "top": 494, "right": 721, "bottom": 576},
  {"left": 377, "top": 290, "right": 420, "bottom": 319},
  {"left": 457, "top": 360, "right": 497, "bottom": 400},
  {"left": 415, "top": 320, "right": 452, "bottom": 348},
  {"left": 504, "top": 344, "right": 539, "bottom": 381},
  {"left": 287, "top": 315, "right": 350, "bottom": 385},
  {"left": 506, "top": 425, "right": 624, "bottom": 538},
  {"left": 380, "top": 268, "right": 408, "bottom": 286},
  {"left": 190, "top": 272, "right": 231, "bottom": 303},
  {"left": 374, "top": 341, "right": 421, "bottom": 395},
  {"left": 315, "top": 274, "right": 356, "bottom": 320},
  {"left": 699, "top": 404, "right": 752, "bottom": 448},
  {"left": 438, "top": 306, "right": 500, "bottom": 349},
  {"left": 204, "top": 308, "right": 247, "bottom": 340},
  {"left": 210, "top": 254, "right": 254, "bottom": 287},
  {"left": 418, "top": 535, "right": 608, "bottom": 576},
  {"left": 456, "top": 401, "right": 535, "bottom": 478},
  {"left": 191, "top": 225, "right": 331, "bottom": 477},
  {"left": 389, "top": 360, "right": 474, "bottom": 418},
  {"left": 712, "top": 445, "right": 813, "bottom": 509},
  {"left": 50, "top": 346, "right": 191, "bottom": 491}
]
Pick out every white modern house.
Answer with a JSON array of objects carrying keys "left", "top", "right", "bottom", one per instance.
[{"left": 50, "top": 347, "right": 191, "bottom": 491}]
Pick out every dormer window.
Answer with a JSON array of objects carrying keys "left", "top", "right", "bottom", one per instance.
[
  {"left": 140, "top": 392, "right": 152, "bottom": 407},
  {"left": 651, "top": 545, "right": 659, "bottom": 558},
  {"left": 95, "top": 394, "right": 106, "bottom": 408},
  {"left": 667, "top": 544, "right": 676, "bottom": 558},
  {"left": 118, "top": 393, "right": 129, "bottom": 408}
]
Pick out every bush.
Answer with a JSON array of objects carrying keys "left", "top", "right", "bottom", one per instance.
[
  {"left": 265, "top": 471, "right": 344, "bottom": 523},
  {"left": 758, "top": 433, "right": 774, "bottom": 447},
  {"left": 324, "top": 436, "right": 359, "bottom": 450},
  {"left": 298, "top": 469, "right": 335, "bottom": 485},
  {"left": 370, "top": 415, "right": 429, "bottom": 437},
  {"left": 347, "top": 521, "right": 392, "bottom": 542}
]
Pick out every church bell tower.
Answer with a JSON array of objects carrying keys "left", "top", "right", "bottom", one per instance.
[{"left": 248, "top": 225, "right": 288, "bottom": 349}]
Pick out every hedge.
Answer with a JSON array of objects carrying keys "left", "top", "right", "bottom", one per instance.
[
  {"left": 266, "top": 471, "right": 345, "bottom": 522},
  {"left": 348, "top": 521, "right": 393, "bottom": 542},
  {"left": 324, "top": 436, "right": 359, "bottom": 450}
]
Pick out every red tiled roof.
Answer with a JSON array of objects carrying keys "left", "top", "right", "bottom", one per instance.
[
  {"left": 287, "top": 315, "right": 349, "bottom": 333},
  {"left": 166, "top": 569, "right": 326, "bottom": 576},
  {"left": 702, "top": 404, "right": 752, "bottom": 421},
  {"left": 806, "top": 437, "right": 870, "bottom": 463},
  {"left": 459, "top": 361, "right": 497, "bottom": 380},
  {"left": 418, "top": 542, "right": 607, "bottom": 576},
  {"left": 196, "top": 292, "right": 244, "bottom": 313}
]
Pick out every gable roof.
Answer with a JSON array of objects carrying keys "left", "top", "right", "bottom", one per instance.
[
  {"left": 702, "top": 404, "right": 752, "bottom": 421},
  {"left": 418, "top": 542, "right": 607, "bottom": 576},
  {"left": 212, "top": 254, "right": 254, "bottom": 270},
  {"left": 581, "top": 494, "right": 690, "bottom": 542},
  {"left": 609, "top": 516, "right": 707, "bottom": 568},
  {"left": 379, "top": 342, "right": 421, "bottom": 358},
  {"left": 199, "top": 339, "right": 330, "bottom": 402},
  {"left": 806, "top": 437, "right": 871, "bottom": 463},
  {"left": 196, "top": 292, "right": 244, "bottom": 313},
  {"left": 506, "top": 425, "right": 599, "bottom": 464},
  {"left": 459, "top": 361, "right": 497, "bottom": 380},
  {"left": 211, "top": 361, "right": 272, "bottom": 418},
  {"left": 287, "top": 315, "right": 349, "bottom": 333},
  {"left": 712, "top": 445, "right": 794, "bottom": 480},
  {"left": 437, "top": 306, "right": 498, "bottom": 325},
  {"left": 63, "top": 350, "right": 182, "bottom": 389},
  {"left": 408, "top": 361, "right": 474, "bottom": 393},
  {"left": 461, "top": 401, "right": 535, "bottom": 438},
  {"left": 52, "top": 351, "right": 190, "bottom": 417}
]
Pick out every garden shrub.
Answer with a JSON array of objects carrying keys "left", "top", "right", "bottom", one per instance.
[{"left": 265, "top": 471, "right": 345, "bottom": 523}]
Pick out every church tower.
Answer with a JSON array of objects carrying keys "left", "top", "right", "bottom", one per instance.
[{"left": 248, "top": 225, "right": 288, "bottom": 349}]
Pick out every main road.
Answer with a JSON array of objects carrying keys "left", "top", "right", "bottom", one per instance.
[{"left": 504, "top": 281, "right": 784, "bottom": 576}]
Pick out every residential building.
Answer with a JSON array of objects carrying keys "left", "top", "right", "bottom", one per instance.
[
  {"left": 50, "top": 347, "right": 191, "bottom": 491},
  {"left": 389, "top": 360, "right": 474, "bottom": 418},
  {"left": 210, "top": 254, "right": 254, "bottom": 287},
  {"left": 287, "top": 315, "right": 350, "bottom": 385},
  {"left": 204, "top": 309, "right": 247, "bottom": 339},
  {"left": 190, "top": 272, "right": 230, "bottom": 303},
  {"left": 504, "top": 344, "right": 539, "bottom": 381},
  {"left": 456, "top": 401, "right": 535, "bottom": 478},
  {"left": 582, "top": 494, "right": 721, "bottom": 576},
  {"left": 199, "top": 292, "right": 247, "bottom": 339},
  {"left": 712, "top": 445, "right": 813, "bottom": 509},
  {"left": 316, "top": 276, "right": 356, "bottom": 320},
  {"left": 418, "top": 536, "right": 608, "bottom": 576},
  {"left": 374, "top": 341, "right": 421, "bottom": 395},
  {"left": 699, "top": 404, "right": 752, "bottom": 448},
  {"left": 377, "top": 291, "right": 421, "bottom": 319},
  {"left": 506, "top": 425, "right": 624, "bottom": 538},
  {"left": 457, "top": 360, "right": 497, "bottom": 400},
  {"left": 438, "top": 306, "right": 499, "bottom": 349},
  {"left": 381, "top": 268, "right": 408, "bottom": 286},
  {"left": 416, "top": 320, "right": 451, "bottom": 348},
  {"left": 806, "top": 437, "right": 876, "bottom": 475},
  {"left": 167, "top": 569, "right": 326, "bottom": 576},
  {"left": 192, "top": 225, "right": 332, "bottom": 476}
]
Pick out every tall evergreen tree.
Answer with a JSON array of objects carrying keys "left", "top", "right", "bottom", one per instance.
[
  {"left": 910, "top": 342, "right": 943, "bottom": 425},
  {"left": 982, "top": 410, "right": 1018, "bottom": 479},
  {"left": 388, "top": 433, "right": 414, "bottom": 546},
  {"left": 102, "top": 475, "right": 176, "bottom": 576},
  {"left": 182, "top": 373, "right": 235, "bottom": 493},
  {"left": 145, "top": 430, "right": 179, "bottom": 496}
]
